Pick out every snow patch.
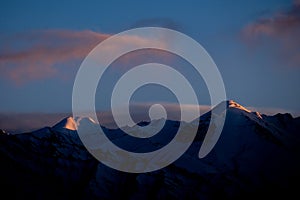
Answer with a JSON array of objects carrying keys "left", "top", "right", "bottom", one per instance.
[
  {"left": 52, "top": 117, "right": 77, "bottom": 131},
  {"left": 227, "top": 100, "right": 251, "bottom": 113}
]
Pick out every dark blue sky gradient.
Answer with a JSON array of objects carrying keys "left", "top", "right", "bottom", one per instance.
[{"left": 0, "top": 0, "right": 299, "bottom": 116}]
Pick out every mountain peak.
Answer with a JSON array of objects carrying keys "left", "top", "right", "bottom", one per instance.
[
  {"left": 52, "top": 117, "right": 77, "bottom": 131},
  {"left": 212, "top": 100, "right": 251, "bottom": 115},
  {"left": 226, "top": 100, "right": 251, "bottom": 113}
]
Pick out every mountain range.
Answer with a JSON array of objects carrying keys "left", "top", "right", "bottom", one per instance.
[{"left": 0, "top": 100, "right": 299, "bottom": 199}]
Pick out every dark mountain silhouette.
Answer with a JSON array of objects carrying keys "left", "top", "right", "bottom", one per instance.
[{"left": 0, "top": 100, "right": 299, "bottom": 199}]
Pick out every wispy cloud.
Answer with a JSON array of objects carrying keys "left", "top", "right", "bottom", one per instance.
[
  {"left": 0, "top": 112, "right": 69, "bottom": 133},
  {"left": 131, "top": 18, "right": 183, "bottom": 31},
  {"left": 1, "top": 103, "right": 298, "bottom": 134},
  {"left": 120, "top": 102, "right": 211, "bottom": 123},
  {"left": 242, "top": 0, "right": 300, "bottom": 67},
  {"left": 246, "top": 106, "right": 299, "bottom": 117},
  {"left": 0, "top": 29, "right": 170, "bottom": 84},
  {"left": 0, "top": 103, "right": 210, "bottom": 133},
  {"left": 0, "top": 30, "right": 109, "bottom": 84}
]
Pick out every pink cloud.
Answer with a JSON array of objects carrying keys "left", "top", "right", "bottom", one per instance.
[
  {"left": 0, "top": 29, "right": 171, "bottom": 85},
  {"left": 0, "top": 30, "right": 109, "bottom": 84},
  {"left": 241, "top": 0, "right": 300, "bottom": 67}
]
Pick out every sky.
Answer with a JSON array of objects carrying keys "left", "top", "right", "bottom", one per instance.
[{"left": 0, "top": 0, "right": 300, "bottom": 131}]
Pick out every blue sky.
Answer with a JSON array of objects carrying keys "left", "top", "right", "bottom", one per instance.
[{"left": 0, "top": 0, "right": 300, "bottom": 118}]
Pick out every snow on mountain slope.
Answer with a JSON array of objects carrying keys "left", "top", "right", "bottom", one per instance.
[
  {"left": 52, "top": 116, "right": 77, "bottom": 131},
  {"left": 227, "top": 99, "right": 251, "bottom": 113},
  {"left": 165, "top": 100, "right": 300, "bottom": 198},
  {"left": 0, "top": 100, "right": 299, "bottom": 199}
]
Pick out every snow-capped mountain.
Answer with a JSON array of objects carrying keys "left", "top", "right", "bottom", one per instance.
[
  {"left": 52, "top": 116, "right": 77, "bottom": 131},
  {"left": 0, "top": 100, "right": 299, "bottom": 199}
]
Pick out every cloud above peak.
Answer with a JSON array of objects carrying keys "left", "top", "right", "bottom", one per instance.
[
  {"left": 0, "top": 30, "right": 109, "bottom": 84},
  {"left": 243, "top": 1, "right": 300, "bottom": 37},
  {"left": 242, "top": 0, "right": 300, "bottom": 67},
  {"left": 0, "top": 29, "right": 170, "bottom": 85}
]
